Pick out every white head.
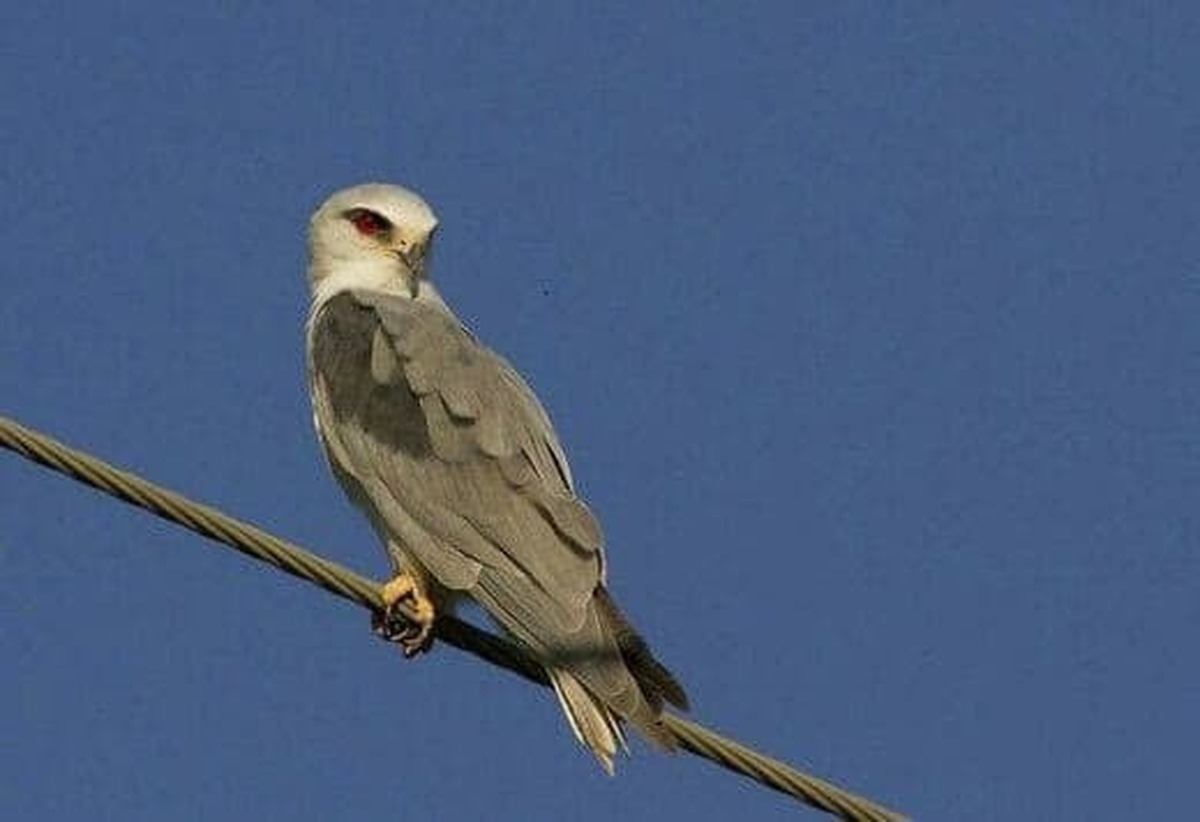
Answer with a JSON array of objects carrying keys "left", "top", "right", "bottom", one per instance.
[{"left": 308, "top": 183, "right": 440, "bottom": 300}]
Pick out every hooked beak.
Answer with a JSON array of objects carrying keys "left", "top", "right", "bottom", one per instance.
[
  {"left": 395, "top": 239, "right": 429, "bottom": 279},
  {"left": 394, "top": 227, "right": 435, "bottom": 281},
  {"left": 394, "top": 231, "right": 435, "bottom": 298}
]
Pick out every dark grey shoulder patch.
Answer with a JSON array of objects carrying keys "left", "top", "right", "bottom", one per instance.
[{"left": 311, "top": 293, "right": 431, "bottom": 458}]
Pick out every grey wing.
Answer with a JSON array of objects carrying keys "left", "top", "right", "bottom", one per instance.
[
  {"left": 311, "top": 290, "right": 688, "bottom": 754},
  {"left": 310, "top": 290, "right": 616, "bottom": 655}
]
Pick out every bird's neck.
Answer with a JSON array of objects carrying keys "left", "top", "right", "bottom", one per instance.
[
  {"left": 311, "top": 258, "right": 407, "bottom": 302},
  {"left": 308, "top": 259, "right": 449, "bottom": 311}
]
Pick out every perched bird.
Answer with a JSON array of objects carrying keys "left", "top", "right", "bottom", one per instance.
[{"left": 305, "top": 183, "right": 688, "bottom": 772}]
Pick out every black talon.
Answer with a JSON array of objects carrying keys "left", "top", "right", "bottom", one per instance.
[{"left": 371, "top": 605, "right": 433, "bottom": 655}]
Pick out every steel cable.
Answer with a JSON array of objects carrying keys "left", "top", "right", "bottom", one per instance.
[{"left": 1, "top": 414, "right": 903, "bottom": 821}]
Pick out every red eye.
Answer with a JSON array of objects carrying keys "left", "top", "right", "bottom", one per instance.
[{"left": 346, "top": 208, "right": 392, "bottom": 237}]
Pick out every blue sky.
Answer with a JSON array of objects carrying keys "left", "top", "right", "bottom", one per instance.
[{"left": 2, "top": 5, "right": 1196, "bottom": 820}]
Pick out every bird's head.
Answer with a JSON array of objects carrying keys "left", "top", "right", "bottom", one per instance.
[{"left": 308, "top": 183, "right": 439, "bottom": 299}]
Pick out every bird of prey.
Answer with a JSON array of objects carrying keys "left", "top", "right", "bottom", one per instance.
[{"left": 305, "top": 183, "right": 688, "bottom": 772}]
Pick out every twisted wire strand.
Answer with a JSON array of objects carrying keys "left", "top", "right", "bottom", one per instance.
[{"left": 1, "top": 414, "right": 904, "bottom": 821}]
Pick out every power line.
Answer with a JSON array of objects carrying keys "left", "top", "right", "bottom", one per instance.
[{"left": 1, "top": 414, "right": 904, "bottom": 821}]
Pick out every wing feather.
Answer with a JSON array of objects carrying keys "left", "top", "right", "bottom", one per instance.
[{"left": 310, "top": 290, "right": 604, "bottom": 626}]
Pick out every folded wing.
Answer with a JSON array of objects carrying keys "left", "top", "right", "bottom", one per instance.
[{"left": 308, "top": 290, "right": 686, "bottom": 766}]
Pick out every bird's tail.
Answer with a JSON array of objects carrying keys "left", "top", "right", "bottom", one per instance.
[
  {"left": 594, "top": 587, "right": 690, "bottom": 715},
  {"left": 545, "top": 589, "right": 689, "bottom": 773},
  {"left": 548, "top": 669, "right": 627, "bottom": 775}
]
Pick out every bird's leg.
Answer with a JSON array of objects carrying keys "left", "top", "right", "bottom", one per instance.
[{"left": 371, "top": 571, "right": 436, "bottom": 657}]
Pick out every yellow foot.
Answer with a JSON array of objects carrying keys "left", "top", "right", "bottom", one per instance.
[{"left": 372, "top": 571, "right": 436, "bottom": 657}]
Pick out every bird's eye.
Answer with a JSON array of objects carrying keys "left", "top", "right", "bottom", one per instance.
[{"left": 345, "top": 208, "right": 392, "bottom": 238}]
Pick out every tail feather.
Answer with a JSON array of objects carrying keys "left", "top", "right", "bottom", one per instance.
[
  {"left": 595, "top": 587, "right": 690, "bottom": 712},
  {"left": 544, "top": 588, "right": 689, "bottom": 772},
  {"left": 549, "top": 669, "right": 626, "bottom": 775}
]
